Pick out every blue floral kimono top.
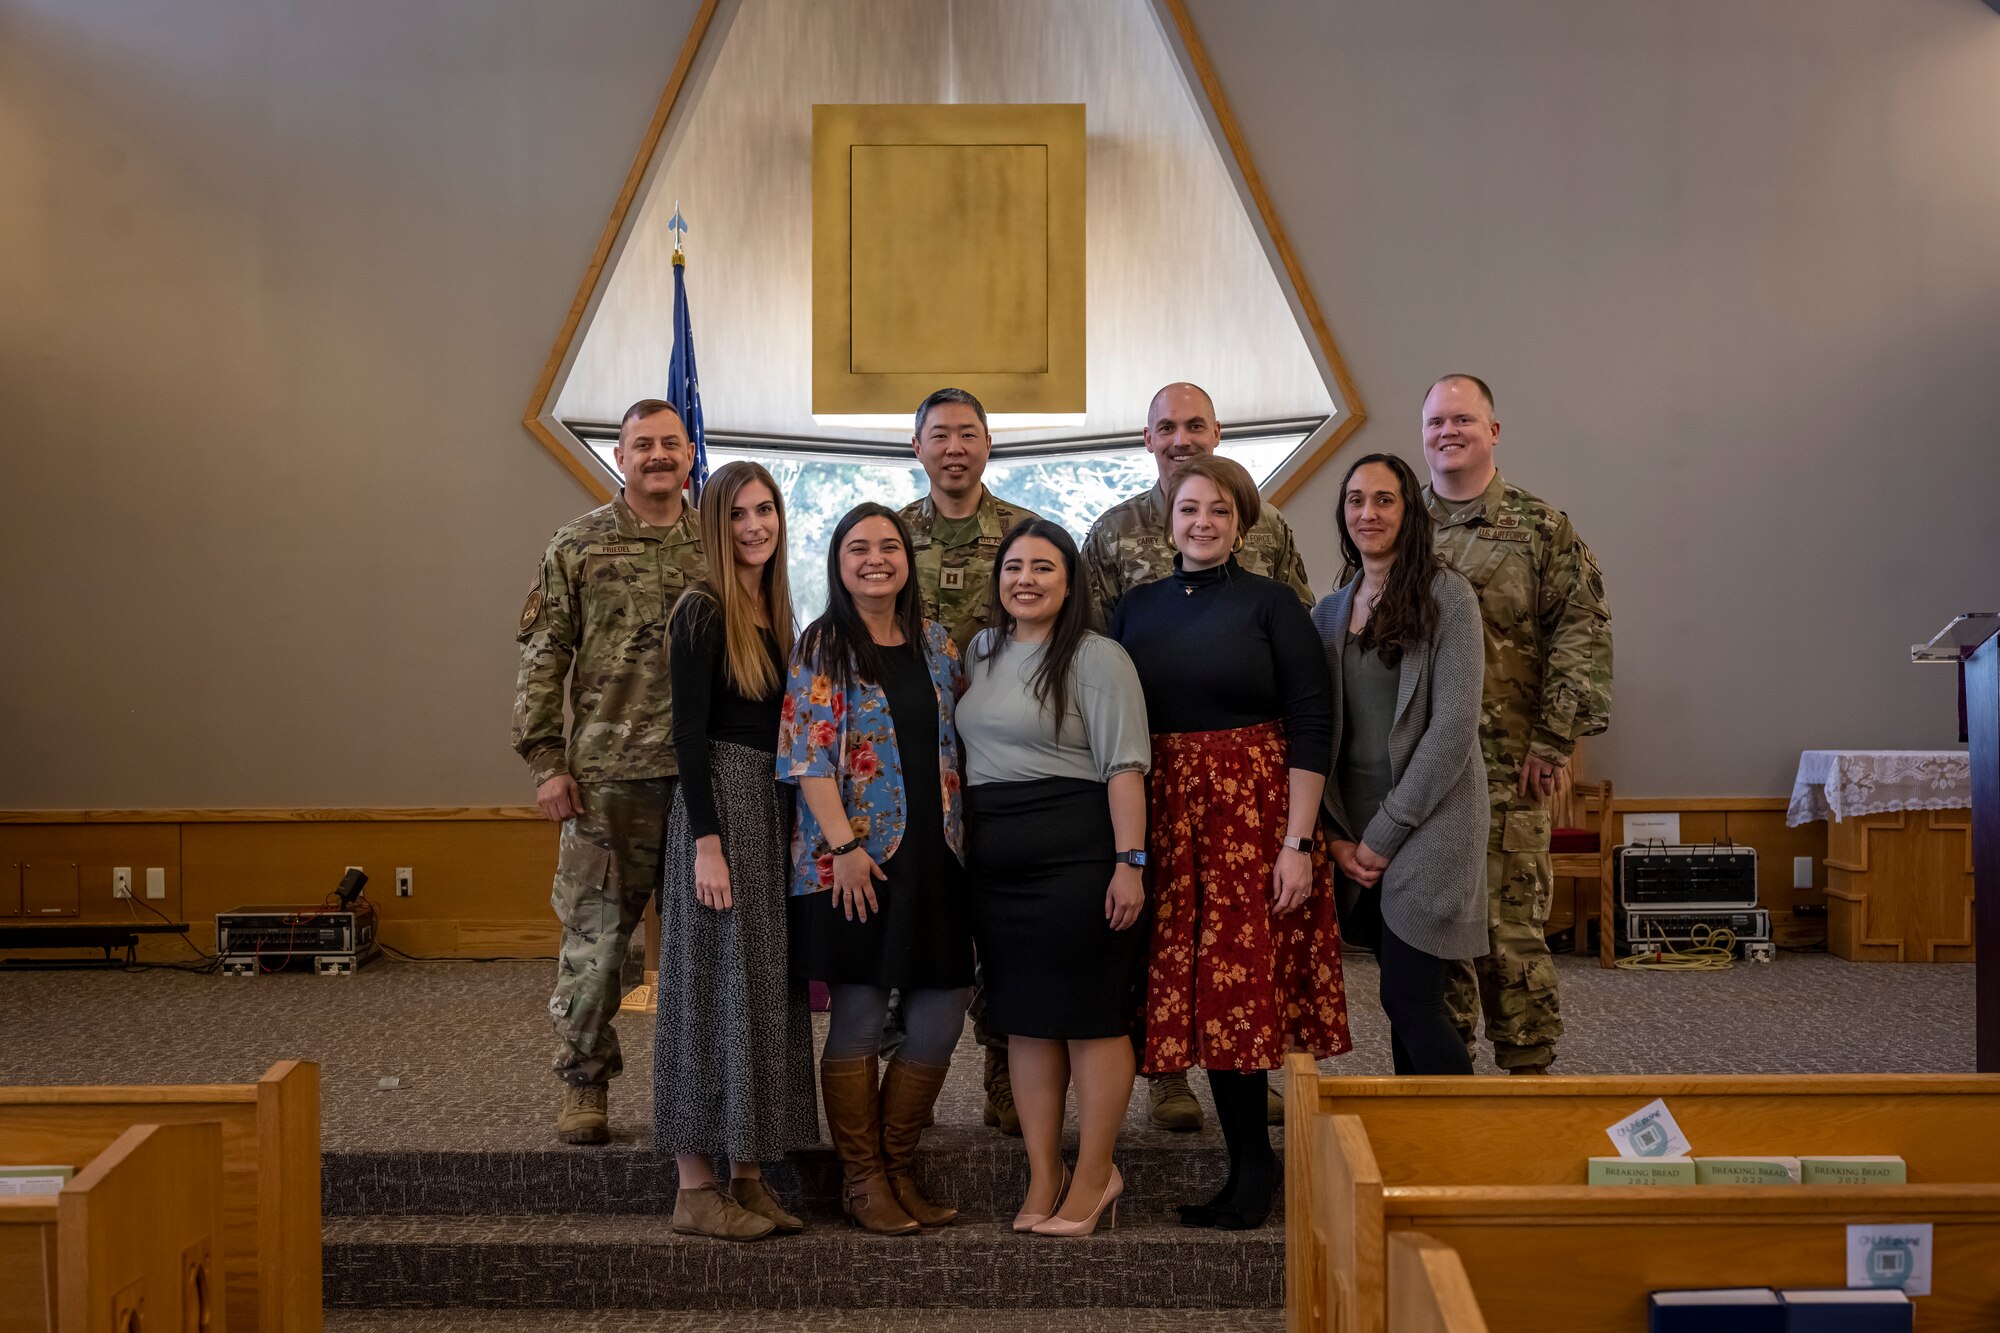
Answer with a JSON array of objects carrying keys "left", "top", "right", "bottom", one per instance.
[{"left": 776, "top": 619, "right": 966, "bottom": 897}]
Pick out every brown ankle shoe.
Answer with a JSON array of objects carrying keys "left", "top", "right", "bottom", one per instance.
[
  {"left": 982, "top": 1046, "right": 1021, "bottom": 1136},
  {"left": 880, "top": 1057, "right": 958, "bottom": 1226},
  {"left": 556, "top": 1082, "right": 609, "bottom": 1145},
  {"left": 671, "top": 1184, "right": 775, "bottom": 1241},
  {"left": 820, "top": 1056, "right": 919, "bottom": 1235},
  {"left": 729, "top": 1177, "right": 805, "bottom": 1233}
]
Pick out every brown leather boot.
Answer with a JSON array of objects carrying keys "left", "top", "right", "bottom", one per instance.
[
  {"left": 820, "top": 1056, "right": 919, "bottom": 1235},
  {"left": 879, "top": 1057, "right": 959, "bottom": 1226}
]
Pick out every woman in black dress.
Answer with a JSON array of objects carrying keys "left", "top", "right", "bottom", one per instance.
[
  {"left": 654, "top": 461, "right": 818, "bottom": 1242},
  {"left": 958, "top": 520, "right": 1151, "bottom": 1237},
  {"left": 777, "top": 503, "right": 971, "bottom": 1236}
]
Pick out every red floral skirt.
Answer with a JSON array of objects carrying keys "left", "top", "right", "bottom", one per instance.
[{"left": 1140, "top": 721, "right": 1351, "bottom": 1074}]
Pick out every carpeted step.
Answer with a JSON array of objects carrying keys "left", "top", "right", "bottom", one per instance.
[
  {"left": 325, "top": 1309, "right": 1282, "bottom": 1331},
  {"left": 322, "top": 1127, "right": 1283, "bottom": 1222},
  {"left": 325, "top": 1308, "right": 1283, "bottom": 1331},
  {"left": 322, "top": 1212, "right": 1283, "bottom": 1310}
]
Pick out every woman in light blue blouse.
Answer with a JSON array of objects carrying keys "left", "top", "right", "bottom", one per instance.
[
  {"left": 777, "top": 502, "right": 969, "bottom": 1237},
  {"left": 959, "top": 519, "right": 1151, "bottom": 1239}
]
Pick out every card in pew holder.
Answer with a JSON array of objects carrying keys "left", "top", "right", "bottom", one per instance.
[
  {"left": 0, "top": 1165, "right": 74, "bottom": 1195},
  {"left": 1777, "top": 1288, "right": 1912, "bottom": 1332},
  {"left": 1647, "top": 1287, "right": 1783, "bottom": 1332},
  {"left": 1798, "top": 1156, "right": 1906, "bottom": 1185},
  {"left": 1588, "top": 1155, "right": 1695, "bottom": 1185},
  {"left": 1694, "top": 1156, "right": 1802, "bottom": 1185}
]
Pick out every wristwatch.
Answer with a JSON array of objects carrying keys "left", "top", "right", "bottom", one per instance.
[
  {"left": 1115, "top": 849, "right": 1148, "bottom": 868},
  {"left": 1280, "top": 835, "right": 1317, "bottom": 853},
  {"left": 826, "top": 836, "right": 862, "bottom": 857}
]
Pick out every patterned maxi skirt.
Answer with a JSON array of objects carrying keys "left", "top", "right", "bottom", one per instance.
[
  {"left": 654, "top": 742, "right": 819, "bottom": 1160},
  {"left": 1140, "top": 721, "right": 1352, "bottom": 1074}
]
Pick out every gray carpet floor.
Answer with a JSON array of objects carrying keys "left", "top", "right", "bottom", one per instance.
[{"left": 0, "top": 949, "right": 1974, "bottom": 1150}]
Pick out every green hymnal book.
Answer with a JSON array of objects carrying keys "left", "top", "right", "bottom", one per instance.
[
  {"left": 1800, "top": 1155, "right": 1907, "bottom": 1185},
  {"left": 0, "top": 1165, "right": 74, "bottom": 1196},
  {"left": 1590, "top": 1156, "right": 1696, "bottom": 1185},
  {"left": 1695, "top": 1156, "right": 1801, "bottom": 1185}
]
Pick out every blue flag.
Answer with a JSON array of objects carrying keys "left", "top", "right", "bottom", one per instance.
[{"left": 668, "top": 253, "right": 708, "bottom": 504}]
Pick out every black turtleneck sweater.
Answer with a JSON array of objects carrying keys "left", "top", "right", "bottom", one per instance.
[{"left": 1106, "top": 557, "right": 1333, "bottom": 775}]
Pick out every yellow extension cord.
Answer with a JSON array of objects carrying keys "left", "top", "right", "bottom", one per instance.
[{"left": 1614, "top": 923, "right": 1738, "bottom": 972}]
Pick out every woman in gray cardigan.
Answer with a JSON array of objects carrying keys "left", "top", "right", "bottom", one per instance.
[{"left": 1312, "top": 453, "right": 1489, "bottom": 1075}]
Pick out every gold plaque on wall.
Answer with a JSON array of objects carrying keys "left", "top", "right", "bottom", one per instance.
[{"left": 813, "top": 104, "right": 1085, "bottom": 420}]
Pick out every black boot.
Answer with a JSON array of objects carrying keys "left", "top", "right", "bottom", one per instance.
[{"left": 1205, "top": 1070, "right": 1278, "bottom": 1230}]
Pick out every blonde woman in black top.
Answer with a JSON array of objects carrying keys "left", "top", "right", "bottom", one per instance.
[{"left": 654, "top": 461, "right": 817, "bottom": 1241}]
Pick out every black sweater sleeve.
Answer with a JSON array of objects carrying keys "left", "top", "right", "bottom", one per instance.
[
  {"left": 669, "top": 592, "right": 724, "bottom": 841},
  {"left": 1266, "top": 589, "right": 1334, "bottom": 776}
]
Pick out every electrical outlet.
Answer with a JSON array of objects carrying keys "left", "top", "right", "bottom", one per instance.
[
  {"left": 146, "top": 867, "right": 167, "bottom": 899},
  {"left": 1792, "top": 856, "right": 1814, "bottom": 889},
  {"left": 395, "top": 867, "right": 413, "bottom": 898},
  {"left": 113, "top": 867, "right": 132, "bottom": 899}
]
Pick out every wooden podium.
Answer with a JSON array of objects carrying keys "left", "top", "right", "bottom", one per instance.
[{"left": 1916, "top": 614, "right": 2000, "bottom": 1072}]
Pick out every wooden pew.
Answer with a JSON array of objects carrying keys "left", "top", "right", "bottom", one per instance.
[
  {"left": 0, "top": 1062, "right": 319, "bottom": 1333},
  {"left": 1396, "top": 1184, "right": 2000, "bottom": 1333},
  {"left": 1386, "top": 1233, "right": 1489, "bottom": 1333},
  {"left": 1284, "top": 1057, "right": 2000, "bottom": 1333},
  {"left": 0, "top": 1121, "right": 226, "bottom": 1333}
]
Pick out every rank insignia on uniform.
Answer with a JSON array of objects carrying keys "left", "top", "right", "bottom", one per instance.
[
  {"left": 519, "top": 589, "right": 544, "bottom": 632},
  {"left": 940, "top": 567, "right": 965, "bottom": 590},
  {"left": 1495, "top": 514, "right": 1520, "bottom": 528}
]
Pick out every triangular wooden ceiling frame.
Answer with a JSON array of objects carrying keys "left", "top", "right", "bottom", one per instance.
[{"left": 521, "top": 0, "right": 1367, "bottom": 509}]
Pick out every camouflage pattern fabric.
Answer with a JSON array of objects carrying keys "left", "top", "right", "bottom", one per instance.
[
  {"left": 1080, "top": 482, "right": 1315, "bottom": 623},
  {"left": 549, "top": 777, "right": 669, "bottom": 1085},
  {"left": 899, "top": 489, "right": 1045, "bottom": 654},
  {"left": 512, "top": 495, "right": 706, "bottom": 785},
  {"left": 1426, "top": 472, "right": 1612, "bottom": 1070}
]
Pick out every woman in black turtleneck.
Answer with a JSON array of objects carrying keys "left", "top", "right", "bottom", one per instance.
[{"left": 1108, "top": 454, "right": 1352, "bottom": 1231}]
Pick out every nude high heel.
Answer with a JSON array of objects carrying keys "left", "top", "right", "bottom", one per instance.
[
  {"left": 1012, "top": 1165, "right": 1071, "bottom": 1233},
  {"left": 1030, "top": 1164, "right": 1122, "bottom": 1237}
]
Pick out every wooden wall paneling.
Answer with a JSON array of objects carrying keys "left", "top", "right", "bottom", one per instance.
[
  {"left": 1824, "top": 810, "right": 1976, "bottom": 963},
  {"left": 177, "top": 819, "right": 557, "bottom": 959},
  {"left": 0, "top": 823, "right": 184, "bottom": 924}
]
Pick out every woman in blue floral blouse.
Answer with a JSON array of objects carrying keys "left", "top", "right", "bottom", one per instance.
[{"left": 778, "top": 502, "right": 970, "bottom": 1236}]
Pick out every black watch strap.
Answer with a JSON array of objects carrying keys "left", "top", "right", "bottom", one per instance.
[
  {"left": 1115, "top": 849, "right": 1147, "bottom": 868},
  {"left": 827, "top": 836, "right": 862, "bottom": 857}
]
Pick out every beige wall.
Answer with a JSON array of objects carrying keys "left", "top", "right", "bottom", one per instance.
[
  {"left": 1197, "top": 0, "right": 2000, "bottom": 794},
  {"left": 3, "top": 0, "right": 1996, "bottom": 807}
]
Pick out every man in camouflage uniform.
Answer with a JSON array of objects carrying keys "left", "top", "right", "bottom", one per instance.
[
  {"left": 1420, "top": 374, "right": 1612, "bottom": 1073},
  {"left": 1081, "top": 381, "right": 1312, "bottom": 1131},
  {"left": 514, "top": 398, "right": 706, "bottom": 1142},
  {"left": 897, "top": 386, "right": 1045, "bottom": 1136}
]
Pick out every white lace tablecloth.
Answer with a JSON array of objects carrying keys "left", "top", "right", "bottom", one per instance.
[{"left": 1787, "top": 750, "right": 1973, "bottom": 826}]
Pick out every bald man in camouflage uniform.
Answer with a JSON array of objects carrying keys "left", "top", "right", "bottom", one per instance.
[
  {"left": 897, "top": 387, "right": 1045, "bottom": 1136},
  {"left": 1081, "top": 381, "right": 1313, "bottom": 1131},
  {"left": 514, "top": 399, "right": 706, "bottom": 1143},
  {"left": 1420, "top": 374, "right": 1612, "bottom": 1074}
]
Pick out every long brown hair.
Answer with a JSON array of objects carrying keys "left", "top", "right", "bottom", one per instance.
[
  {"left": 975, "top": 519, "right": 1093, "bottom": 724},
  {"left": 672, "top": 460, "right": 794, "bottom": 698},
  {"left": 1335, "top": 453, "right": 1440, "bottom": 667}
]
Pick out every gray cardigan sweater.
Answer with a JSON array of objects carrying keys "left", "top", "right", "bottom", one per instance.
[{"left": 1313, "top": 569, "right": 1490, "bottom": 961}]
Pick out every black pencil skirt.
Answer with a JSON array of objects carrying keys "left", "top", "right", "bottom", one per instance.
[{"left": 966, "top": 776, "right": 1143, "bottom": 1040}]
